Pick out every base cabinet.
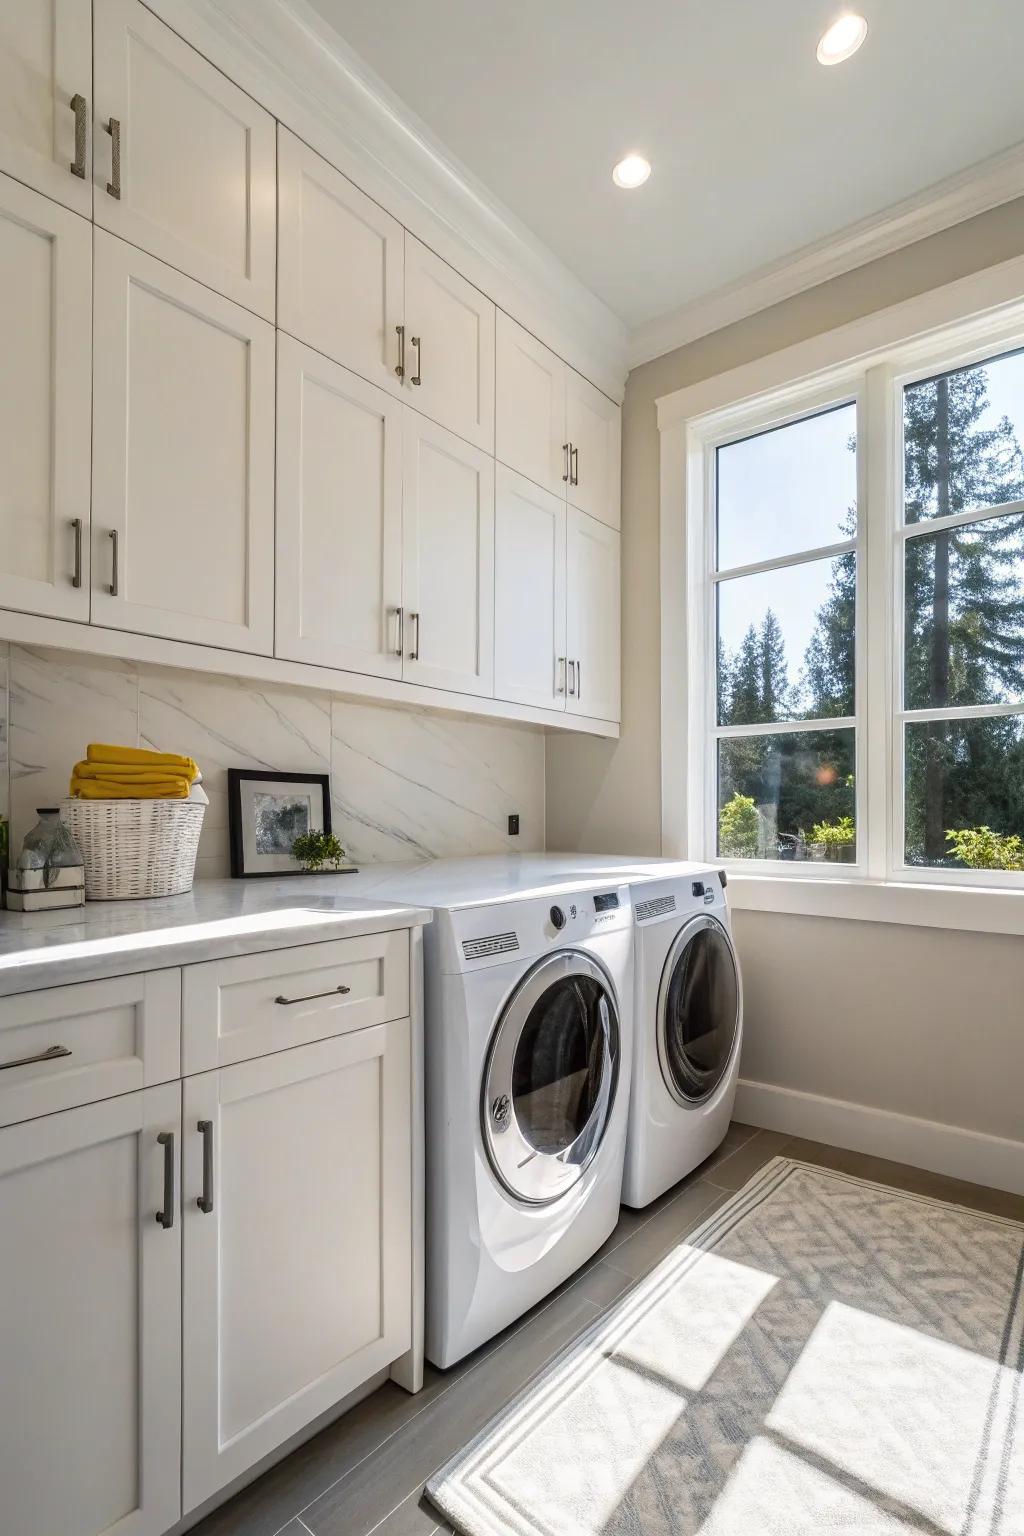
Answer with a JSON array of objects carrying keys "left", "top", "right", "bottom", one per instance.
[
  {"left": 0, "top": 1084, "right": 182, "bottom": 1536},
  {"left": 181, "top": 1022, "right": 413, "bottom": 1512}
]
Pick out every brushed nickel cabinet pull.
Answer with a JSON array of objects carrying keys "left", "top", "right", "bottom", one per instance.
[
  {"left": 409, "top": 610, "right": 420, "bottom": 661},
  {"left": 395, "top": 324, "right": 406, "bottom": 379},
  {"left": 197, "top": 1120, "right": 214, "bottom": 1214},
  {"left": 70, "top": 518, "right": 83, "bottom": 588},
  {"left": 0, "top": 1043, "right": 72, "bottom": 1073},
  {"left": 562, "top": 443, "right": 570, "bottom": 483},
  {"left": 556, "top": 656, "right": 567, "bottom": 695},
  {"left": 570, "top": 445, "right": 579, "bottom": 486},
  {"left": 69, "top": 93, "right": 87, "bottom": 179},
  {"left": 567, "top": 658, "right": 576, "bottom": 697},
  {"left": 575, "top": 659, "right": 581, "bottom": 700},
  {"left": 391, "top": 606, "right": 404, "bottom": 656},
  {"left": 274, "top": 984, "right": 352, "bottom": 1006},
  {"left": 156, "top": 1131, "right": 174, "bottom": 1229},
  {"left": 410, "top": 335, "right": 422, "bottom": 386},
  {"left": 108, "top": 529, "right": 119, "bottom": 596},
  {"left": 105, "top": 117, "right": 121, "bottom": 199}
]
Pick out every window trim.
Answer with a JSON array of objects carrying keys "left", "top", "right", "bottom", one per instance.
[{"left": 658, "top": 252, "right": 1024, "bottom": 922}]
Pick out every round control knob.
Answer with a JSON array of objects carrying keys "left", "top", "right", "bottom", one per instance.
[{"left": 549, "top": 904, "right": 567, "bottom": 931}]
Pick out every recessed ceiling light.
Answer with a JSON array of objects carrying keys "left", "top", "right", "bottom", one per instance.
[
  {"left": 612, "top": 153, "right": 651, "bottom": 190},
  {"left": 816, "top": 13, "right": 868, "bottom": 65}
]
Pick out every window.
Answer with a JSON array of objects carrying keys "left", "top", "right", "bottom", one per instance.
[
  {"left": 899, "top": 347, "right": 1024, "bottom": 876},
  {"left": 713, "top": 403, "right": 860, "bottom": 868},
  {"left": 672, "top": 313, "right": 1024, "bottom": 891}
]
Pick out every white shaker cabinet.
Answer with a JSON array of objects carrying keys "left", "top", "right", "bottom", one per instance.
[
  {"left": 0, "top": 1084, "right": 183, "bottom": 1536},
  {"left": 0, "top": 0, "right": 92, "bottom": 215},
  {"left": 494, "top": 465, "right": 567, "bottom": 711},
  {"left": 404, "top": 234, "right": 495, "bottom": 451},
  {"left": 567, "top": 508, "right": 621, "bottom": 723},
  {"left": 91, "top": 233, "right": 275, "bottom": 654},
  {"left": 495, "top": 312, "right": 568, "bottom": 498},
  {"left": 93, "top": 0, "right": 276, "bottom": 319},
  {"left": 0, "top": 172, "right": 92, "bottom": 622},
  {"left": 181, "top": 1024, "right": 413, "bottom": 1512},
  {"left": 277, "top": 127, "right": 405, "bottom": 393},
  {"left": 402, "top": 411, "right": 495, "bottom": 697},
  {"left": 276, "top": 335, "right": 404, "bottom": 678},
  {"left": 565, "top": 368, "right": 621, "bottom": 530}
]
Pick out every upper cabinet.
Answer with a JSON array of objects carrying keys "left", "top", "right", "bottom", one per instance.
[
  {"left": 93, "top": 0, "right": 277, "bottom": 319},
  {"left": 565, "top": 369, "right": 621, "bottom": 531},
  {"left": 277, "top": 127, "right": 404, "bottom": 395},
  {"left": 91, "top": 233, "right": 275, "bottom": 653},
  {"left": 275, "top": 335, "right": 404, "bottom": 680},
  {"left": 494, "top": 466, "right": 567, "bottom": 712},
  {"left": 567, "top": 508, "right": 621, "bottom": 724},
  {"left": 496, "top": 313, "right": 620, "bottom": 530},
  {"left": 0, "top": 172, "right": 92, "bottom": 622},
  {"left": 0, "top": 0, "right": 93, "bottom": 215},
  {"left": 404, "top": 235, "right": 495, "bottom": 452}
]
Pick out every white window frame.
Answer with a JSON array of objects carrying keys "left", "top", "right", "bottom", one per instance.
[{"left": 658, "top": 251, "right": 1024, "bottom": 931}]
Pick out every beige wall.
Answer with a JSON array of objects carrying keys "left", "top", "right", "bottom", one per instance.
[{"left": 546, "top": 196, "right": 1024, "bottom": 1152}]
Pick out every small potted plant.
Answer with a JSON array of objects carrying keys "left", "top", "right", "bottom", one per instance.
[{"left": 291, "top": 829, "right": 350, "bottom": 873}]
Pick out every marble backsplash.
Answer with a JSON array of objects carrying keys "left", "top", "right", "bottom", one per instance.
[{"left": 0, "top": 643, "right": 545, "bottom": 878}]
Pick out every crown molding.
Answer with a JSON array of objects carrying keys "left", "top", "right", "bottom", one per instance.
[
  {"left": 629, "top": 141, "right": 1024, "bottom": 371},
  {"left": 143, "top": 0, "right": 628, "bottom": 399}
]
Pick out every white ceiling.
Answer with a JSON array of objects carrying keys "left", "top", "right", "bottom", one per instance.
[{"left": 304, "top": 0, "right": 1024, "bottom": 335}]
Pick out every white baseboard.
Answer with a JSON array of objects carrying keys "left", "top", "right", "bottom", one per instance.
[{"left": 735, "top": 1079, "right": 1024, "bottom": 1198}]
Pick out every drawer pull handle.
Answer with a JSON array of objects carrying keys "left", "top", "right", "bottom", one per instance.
[
  {"left": 197, "top": 1120, "right": 214, "bottom": 1214},
  {"left": 0, "top": 1043, "right": 72, "bottom": 1072},
  {"left": 410, "top": 334, "right": 422, "bottom": 386},
  {"left": 395, "top": 323, "right": 406, "bottom": 379},
  {"left": 106, "top": 116, "right": 121, "bottom": 199},
  {"left": 156, "top": 1131, "right": 174, "bottom": 1229},
  {"left": 274, "top": 984, "right": 352, "bottom": 1006},
  {"left": 69, "top": 92, "right": 87, "bottom": 179}
]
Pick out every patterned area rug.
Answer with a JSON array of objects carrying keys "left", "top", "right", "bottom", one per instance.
[{"left": 428, "top": 1158, "right": 1024, "bottom": 1535}]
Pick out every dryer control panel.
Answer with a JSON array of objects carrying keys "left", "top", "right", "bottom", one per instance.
[{"left": 439, "top": 883, "right": 632, "bottom": 973}]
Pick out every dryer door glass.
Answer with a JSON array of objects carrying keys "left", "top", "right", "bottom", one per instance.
[
  {"left": 659, "top": 916, "right": 740, "bottom": 1105},
  {"left": 483, "top": 952, "right": 620, "bottom": 1205}
]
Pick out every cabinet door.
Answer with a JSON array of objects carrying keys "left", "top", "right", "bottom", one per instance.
[
  {"left": 0, "top": 172, "right": 91, "bottom": 621},
  {"left": 566, "top": 368, "right": 621, "bottom": 530},
  {"left": 494, "top": 465, "right": 566, "bottom": 711},
  {"left": 495, "top": 312, "right": 567, "bottom": 498},
  {"left": 277, "top": 126, "right": 404, "bottom": 393},
  {"left": 93, "top": 0, "right": 276, "bottom": 318},
  {"left": 276, "top": 335, "right": 404, "bottom": 677},
  {"left": 91, "top": 232, "right": 275, "bottom": 653},
  {"left": 0, "top": 1085, "right": 182, "bottom": 1536},
  {"left": 567, "top": 507, "right": 620, "bottom": 723},
  {"left": 402, "top": 411, "right": 494, "bottom": 697},
  {"left": 0, "top": 0, "right": 92, "bottom": 214},
  {"left": 404, "top": 234, "right": 495, "bottom": 451},
  {"left": 182, "top": 1024, "right": 412, "bottom": 1512}
]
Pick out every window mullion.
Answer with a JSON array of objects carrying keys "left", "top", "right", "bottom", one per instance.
[{"left": 863, "top": 362, "right": 896, "bottom": 883}]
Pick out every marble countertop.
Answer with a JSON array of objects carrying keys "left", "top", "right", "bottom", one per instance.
[{"left": 0, "top": 877, "right": 431, "bottom": 997}]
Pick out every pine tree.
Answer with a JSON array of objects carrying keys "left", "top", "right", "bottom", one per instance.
[
  {"left": 726, "top": 624, "right": 764, "bottom": 725},
  {"left": 802, "top": 514, "right": 856, "bottom": 719},
  {"left": 759, "top": 611, "right": 791, "bottom": 721},
  {"left": 721, "top": 612, "right": 791, "bottom": 725}
]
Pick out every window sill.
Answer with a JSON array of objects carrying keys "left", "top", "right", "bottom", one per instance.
[{"left": 727, "top": 872, "right": 1024, "bottom": 935}]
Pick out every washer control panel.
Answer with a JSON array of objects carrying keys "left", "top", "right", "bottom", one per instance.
[{"left": 443, "top": 882, "right": 632, "bottom": 972}]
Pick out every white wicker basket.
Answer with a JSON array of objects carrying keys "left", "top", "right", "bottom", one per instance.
[{"left": 61, "top": 797, "right": 206, "bottom": 900}]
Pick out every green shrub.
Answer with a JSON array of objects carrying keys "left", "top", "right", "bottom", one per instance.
[
  {"left": 945, "top": 826, "right": 1024, "bottom": 871},
  {"left": 809, "top": 815, "right": 855, "bottom": 847},
  {"left": 719, "top": 793, "right": 760, "bottom": 858},
  {"left": 291, "top": 829, "right": 347, "bottom": 871}
]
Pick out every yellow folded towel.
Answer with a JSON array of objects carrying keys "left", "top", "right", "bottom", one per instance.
[
  {"left": 86, "top": 743, "right": 199, "bottom": 779},
  {"left": 70, "top": 743, "right": 199, "bottom": 800},
  {"left": 70, "top": 777, "right": 192, "bottom": 800}
]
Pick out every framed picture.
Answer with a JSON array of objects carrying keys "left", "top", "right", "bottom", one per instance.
[{"left": 228, "top": 769, "right": 336, "bottom": 878}]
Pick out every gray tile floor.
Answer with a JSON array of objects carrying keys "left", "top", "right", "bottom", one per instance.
[{"left": 189, "top": 1124, "right": 1024, "bottom": 1536}]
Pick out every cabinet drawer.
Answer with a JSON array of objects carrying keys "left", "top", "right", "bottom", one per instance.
[
  {"left": 182, "top": 932, "right": 410, "bottom": 1074},
  {"left": 0, "top": 971, "right": 181, "bottom": 1127}
]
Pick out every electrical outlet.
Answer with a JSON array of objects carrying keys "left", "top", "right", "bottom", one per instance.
[{"left": 507, "top": 813, "right": 520, "bottom": 836}]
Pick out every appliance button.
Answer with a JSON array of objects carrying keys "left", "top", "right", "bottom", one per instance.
[
  {"left": 691, "top": 881, "right": 705, "bottom": 898},
  {"left": 549, "top": 904, "right": 566, "bottom": 930}
]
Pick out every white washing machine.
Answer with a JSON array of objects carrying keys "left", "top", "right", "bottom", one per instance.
[
  {"left": 368, "top": 859, "right": 633, "bottom": 1368},
  {"left": 622, "top": 866, "right": 742, "bottom": 1209}
]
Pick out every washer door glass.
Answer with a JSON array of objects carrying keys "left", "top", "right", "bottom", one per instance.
[
  {"left": 658, "top": 915, "right": 740, "bottom": 1105},
  {"left": 483, "top": 952, "right": 620, "bottom": 1205}
]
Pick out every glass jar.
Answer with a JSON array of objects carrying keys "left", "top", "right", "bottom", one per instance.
[{"left": 17, "top": 808, "right": 85, "bottom": 890}]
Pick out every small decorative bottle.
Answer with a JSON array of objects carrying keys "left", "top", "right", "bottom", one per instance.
[{"left": 6, "top": 809, "right": 86, "bottom": 910}]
